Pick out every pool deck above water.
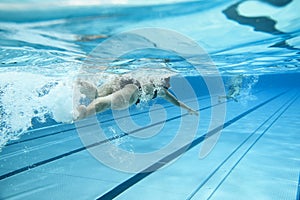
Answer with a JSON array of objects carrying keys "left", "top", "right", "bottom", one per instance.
[{"left": 0, "top": 88, "right": 299, "bottom": 200}]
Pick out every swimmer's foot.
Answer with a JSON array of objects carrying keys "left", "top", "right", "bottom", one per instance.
[{"left": 76, "top": 34, "right": 108, "bottom": 42}]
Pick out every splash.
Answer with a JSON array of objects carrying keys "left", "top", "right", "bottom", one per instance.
[
  {"left": 239, "top": 75, "right": 259, "bottom": 105},
  {"left": 0, "top": 72, "right": 75, "bottom": 149},
  {"left": 0, "top": 67, "right": 176, "bottom": 150}
]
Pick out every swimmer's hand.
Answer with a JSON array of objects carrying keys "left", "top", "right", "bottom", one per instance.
[
  {"left": 75, "top": 105, "right": 87, "bottom": 121},
  {"left": 188, "top": 109, "right": 199, "bottom": 116},
  {"left": 76, "top": 80, "right": 98, "bottom": 100}
]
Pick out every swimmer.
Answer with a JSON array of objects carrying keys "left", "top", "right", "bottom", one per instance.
[
  {"left": 76, "top": 34, "right": 108, "bottom": 42},
  {"left": 219, "top": 75, "right": 243, "bottom": 102},
  {"left": 75, "top": 76, "right": 198, "bottom": 120}
]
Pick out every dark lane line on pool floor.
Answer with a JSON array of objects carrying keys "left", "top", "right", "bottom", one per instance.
[
  {"left": 96, "top": 91, "right": 289, "bottom": 200},
  {"left": 187, "top": 92, "right": 299, "bottom": 200}
]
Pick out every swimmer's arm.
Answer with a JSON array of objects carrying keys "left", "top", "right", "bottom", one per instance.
[{"left": 158, "top": 88, "right": 198, "bottom": 116}]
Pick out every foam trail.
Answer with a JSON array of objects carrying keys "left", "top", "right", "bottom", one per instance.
[{"left": 0, "top": 72, "right": 75, "bottom": 149}]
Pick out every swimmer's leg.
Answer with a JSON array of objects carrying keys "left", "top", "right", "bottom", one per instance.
[
  {"left": 76, "top": 96, "right": 111, "bottom": 120},
  {"left": 110, "top": 84, "right": 139, "bottom": 110},
  {"left": 76, "top": 84, "right": 139, "bottom": 120}
]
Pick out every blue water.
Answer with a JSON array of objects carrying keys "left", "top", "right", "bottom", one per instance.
[{"left": 0, "top": 0, "right": 300, "bottom": 199}]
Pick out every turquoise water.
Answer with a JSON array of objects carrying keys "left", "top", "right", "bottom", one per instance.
[{"left": 0, "top": 0, "right": 299, "bottom": 199}]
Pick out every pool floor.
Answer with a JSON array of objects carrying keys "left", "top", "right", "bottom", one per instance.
[{"left": 0, "top": 88, "right": 299, "bottom": 200}]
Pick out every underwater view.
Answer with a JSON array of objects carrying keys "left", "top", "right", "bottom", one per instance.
[{"left": 0, "top": 0, "right": 299, "bottom": 199}]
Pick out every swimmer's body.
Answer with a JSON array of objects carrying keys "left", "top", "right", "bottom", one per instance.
[
  {"left": 75, "top": 76, "right": 198, "bottom": 120},
  {"left": 219, "top": 75, "right": 243, "bottom": 102}
]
